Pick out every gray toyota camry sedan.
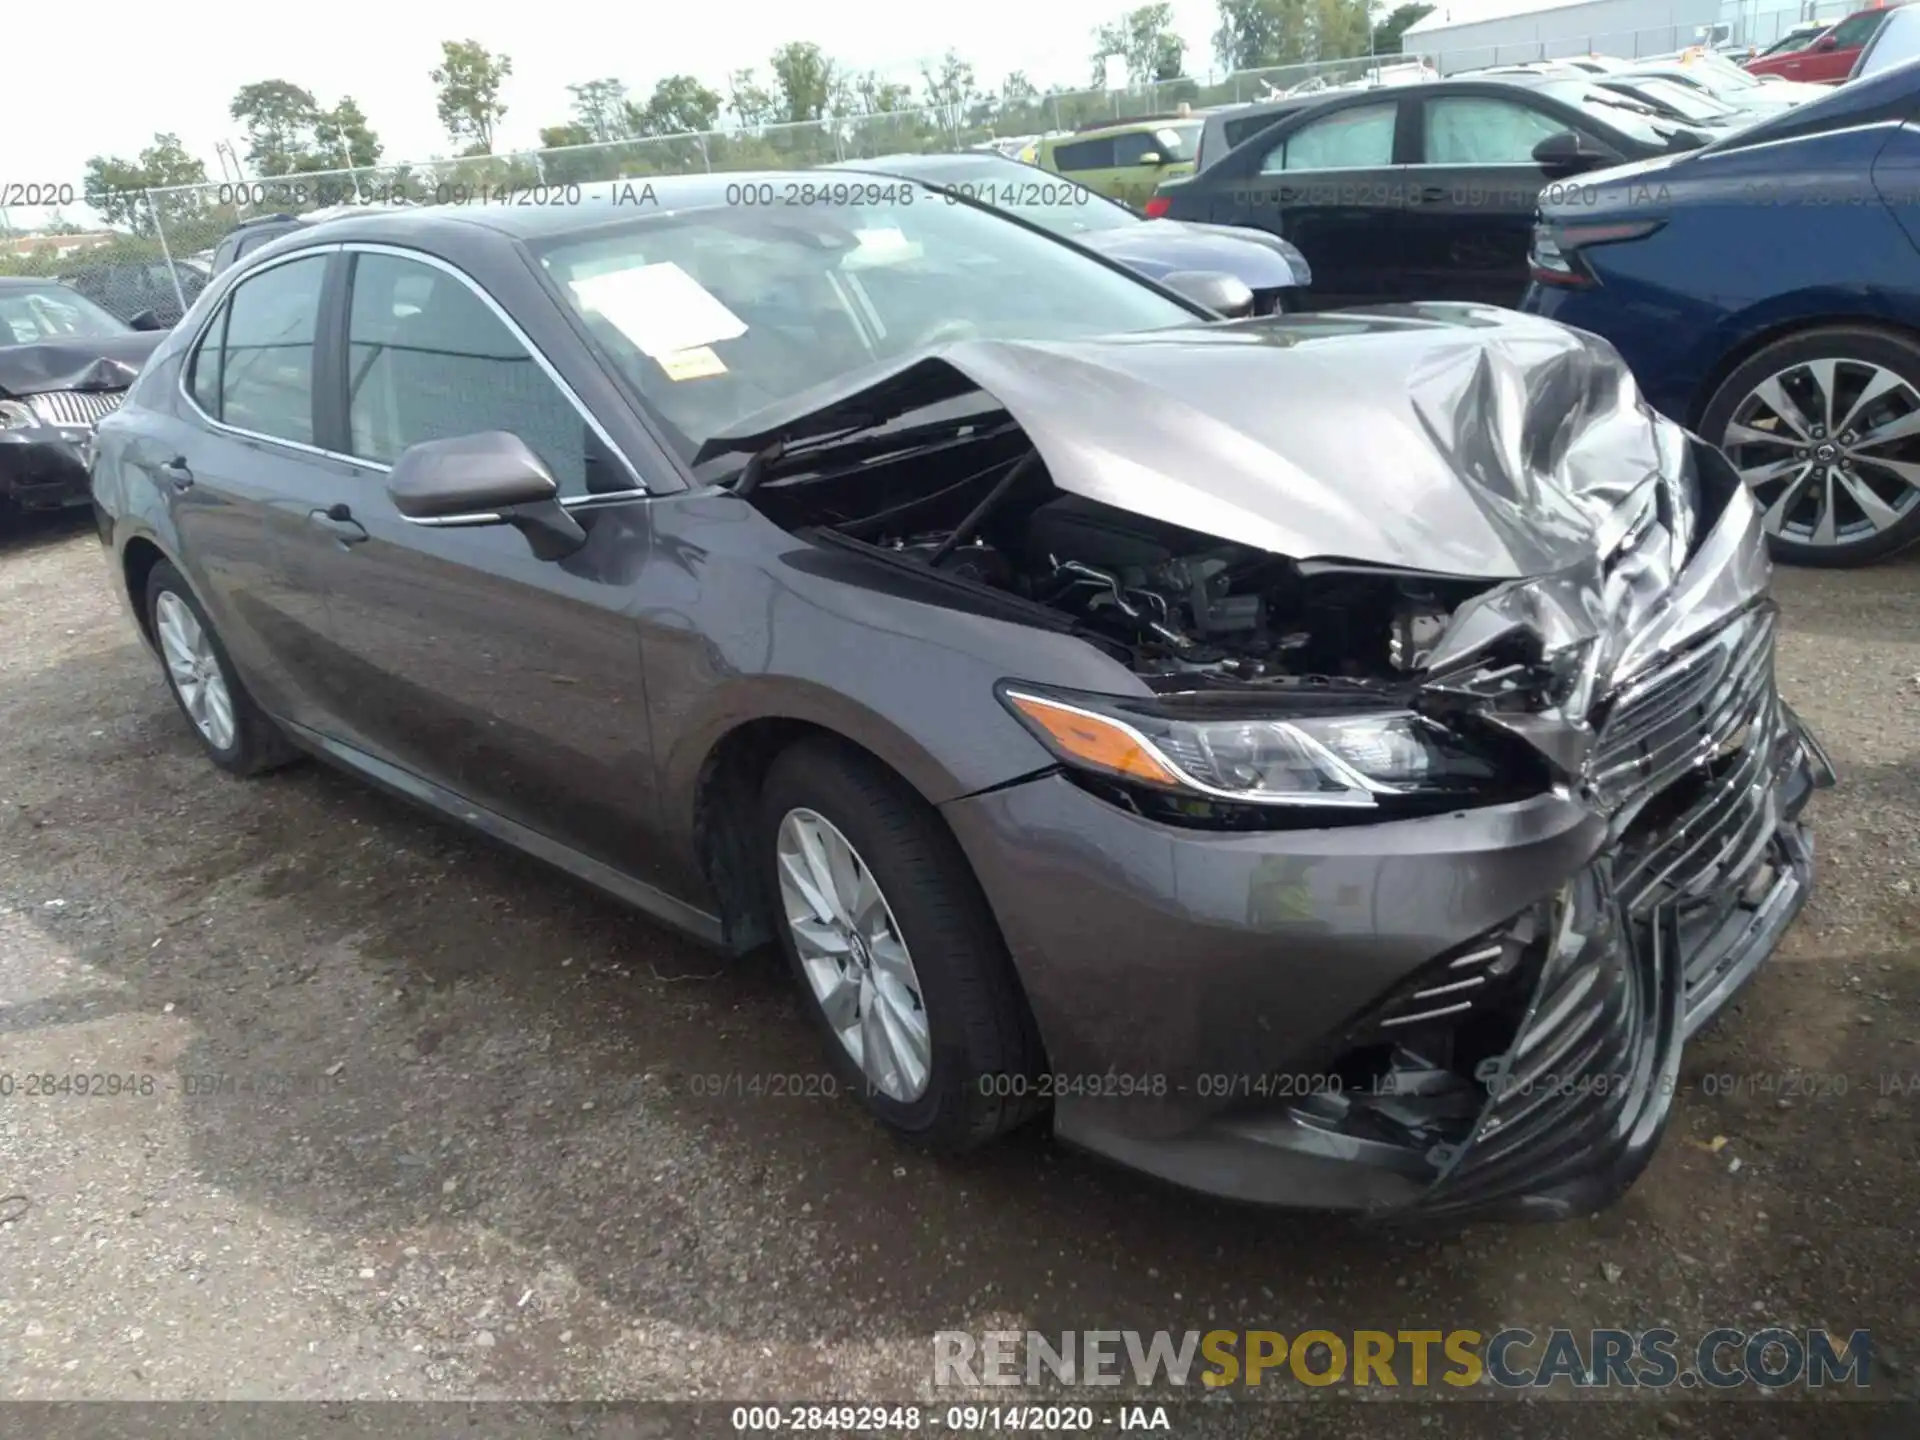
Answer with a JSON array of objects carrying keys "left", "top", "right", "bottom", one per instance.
[{"left": 89, "top": 175, "right": 1832, "bottom": 1220}]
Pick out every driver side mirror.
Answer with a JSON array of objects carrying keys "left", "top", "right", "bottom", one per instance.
[
  {"left": 128, "top": 309, "right": 166, "bottom": 332},
  {"left": 1162, "top": 269, "right": 1256, "bottom": 319},
  {"left": 386, "top": 431, "right": 586, "bottom": 560},
  {"left": 1532, "top": 130, "right": 1618, "bottom": 177},
  {"left": 1815, "top": 35, "right": 1839, "bottom": 50},
  {"left": 1136, "top": 151, "right": 1166, "bottom": 166}
]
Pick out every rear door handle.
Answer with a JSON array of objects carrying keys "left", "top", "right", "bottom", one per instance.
[
  {"left": 308, "top": 502, "right": 369, "bottom": 546},
  {"left": 1419, "top": 185, "right": 1449, "bottom": 204},
  {"left": 159, "top": 457, "right": 193, "bottom": 491}
]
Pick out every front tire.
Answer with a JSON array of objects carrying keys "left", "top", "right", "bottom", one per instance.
[
  {"left": 758, "top": 737, "right": 1045, "bottom": 1152},
  {"left": 1700, "top": 325, "right": 1920, "bottom": 567},
  {"left": 144, "top": 560, "right": 297, "bottom": 776}
]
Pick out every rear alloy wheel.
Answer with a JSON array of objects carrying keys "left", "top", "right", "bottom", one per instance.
[
  {"left": 144, "top": 560, "right": 298, "bottom": 776},
  {"left": 1702, "top": 327, "right": 1920, "bottom": 567},
  {"left": 758, "top": 737, "right": 1046, "bottom": 1152}
]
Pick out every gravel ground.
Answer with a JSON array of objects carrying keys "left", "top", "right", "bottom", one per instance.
[{"left": 1, "top": 509, "right": 1916, "bottom": 1433}]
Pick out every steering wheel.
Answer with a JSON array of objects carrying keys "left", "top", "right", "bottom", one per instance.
[{"left": 913, "top": 318, "right": 983, "bottom": 348}]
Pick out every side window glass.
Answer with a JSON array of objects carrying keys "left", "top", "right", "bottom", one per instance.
[
  {"left": 1112, "top": 132, "right": 1158, "bottom": 166},
  {"left": 1260, "top": 103, "right": 1397, "bottom": 173},
  {"left": 344, "top": 252, "right": 593, "bottom": 493},
  {"left": 1833, "top": 13, "right": 1881, "bottom": 45},
  {"left": 1052, "top": 138, "right": 1115, "bottom": 172},
  {"left": 1423, "top": 97, "right": 1573, "bottom": 165},
  {"left": 219, "top": 255, "right": 326, "bottom": 445},
  {"left": 188, "top": 305, "right": 226, "bottom": 416}
]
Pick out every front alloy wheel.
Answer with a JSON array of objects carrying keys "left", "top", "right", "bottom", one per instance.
[
  {"left": 776, "top": 807, "right": 931, "bottom": 1103},
  {"left": 1706, "top": 327, "right": 1920, "bottom": 566},
  {"left": 756, "top": 736, "right": 1047, "bottom": 1151}
]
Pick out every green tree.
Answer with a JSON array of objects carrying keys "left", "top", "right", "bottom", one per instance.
[
  {"left": 81, "top": 133, "right": 210, "bottom": 237},
  {"left": 1212, "top": 0, "right": 1308, "bottom": 69},
  {"left": 635, "top": 74, "right": 724, "bottom": 135},
  {"left": 1001, "top": 71, "right": 1040, "bottom": 108},
  {"left": 727, "top": 68, "right": 778, "bottom": 128},
  {"left": 431, "top": 39, "right": 513, "bottom": 153},
  {"left": 768, "top": 41, "right": 840, "bottom": 124},
  {"left": 1372, "top": 1, "right": 1434, "bottom": 53},
  {"left": 308, "top": 96, "right": 383, "bottom": 170},
  {"left": 1310, "top": 0, "right": 1373, "bottom": 59},
  {"left": 1093, "top": 4, "right": 1188, "bottom": 85},
  {"left": 920, "top": 50, "right": 978, "bottom": 146},
  {"left": 230, "top": 79, "right": 321, "bottom": 176},
  {"left": 566, "top": 78, "right": 630, "bottom": 142}
]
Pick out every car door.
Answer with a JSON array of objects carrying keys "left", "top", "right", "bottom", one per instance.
[
  {"left": 1047, "top": 135, "right": 1122, "bottom": 202},
  {"left": 162, "top": 249, "right": 362, "bottom": 734},
  {"left": 293, "top": 245, "right": 666, "bottom": 877},
  {"left": 1216, "top": 98, "right": 1407, "bottom": 309},
  {"left": 1402, "top": 92, "right": 1588, "bottom": 306}
]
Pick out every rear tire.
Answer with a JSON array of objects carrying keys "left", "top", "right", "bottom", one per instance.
[
  {"left": 144, "top": 560, "right": 298, "bottom": 776},
  {"left": 1699, "top": 325, "right": 1920, "bottom": 567},
  {"left": 758, "top": 737, "right": 1045, "bottom": 1152}
]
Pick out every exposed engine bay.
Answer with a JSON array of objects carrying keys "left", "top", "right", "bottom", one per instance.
[{"left": 744, "top": 422, "right": 1489, "bottom": 690}]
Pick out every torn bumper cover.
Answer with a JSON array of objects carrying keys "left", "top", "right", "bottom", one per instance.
[{"left": 927, "top": 307, "right": 1836, "bottom": 1218}]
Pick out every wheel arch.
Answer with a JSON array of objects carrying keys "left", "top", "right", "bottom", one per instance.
[
  {"left": 120, "top": 534, "right": 172, "bottom": 650},
  {"left": 1687, "top": 306, "right": 1920, "bottom": 430}
]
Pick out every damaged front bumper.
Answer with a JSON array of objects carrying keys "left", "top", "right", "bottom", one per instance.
[{"left": 941, "top": 472, "right": 1835, "bottom": 1220}]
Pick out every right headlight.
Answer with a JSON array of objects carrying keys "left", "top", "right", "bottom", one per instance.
[{"left": 1000, "top": 686, "right": 1500, "bottom": 809}]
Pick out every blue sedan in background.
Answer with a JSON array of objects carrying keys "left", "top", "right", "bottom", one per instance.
[{"left": 1524, "top": 59, "right": 1920, "bottom": 566}]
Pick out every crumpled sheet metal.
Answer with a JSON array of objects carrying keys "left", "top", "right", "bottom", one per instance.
[{"left": 0, "top": 336, "right": 158, "bottom": 398}]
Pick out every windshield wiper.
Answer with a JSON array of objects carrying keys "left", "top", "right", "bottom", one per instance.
[{"left": 722, "top": 410, "right": 1020, "bottom": 496}]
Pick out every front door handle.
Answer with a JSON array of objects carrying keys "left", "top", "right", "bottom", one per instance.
[
  {"left": 1418, "top": 185, "right": 1449, "bottom": 204},
  {"left": 308, "top": 502, "right": 369, "bottom": 546},
  {"left": 159, "top": 456, "right": 193, "bottom": 491}
]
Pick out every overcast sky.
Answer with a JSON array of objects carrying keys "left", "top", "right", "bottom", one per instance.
[{"left": 3, "top": 0, "right": 1228, "bottom": 228}]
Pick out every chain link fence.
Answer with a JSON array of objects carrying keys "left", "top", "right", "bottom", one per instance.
[{"left": 0, "top": 14, "right": 1857, "bottom": 324}]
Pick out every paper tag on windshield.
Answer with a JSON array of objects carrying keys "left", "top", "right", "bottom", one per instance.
[
  {"left": 567, "top": 262, "right": 746, "bottom": 359},
  {"left": 658, "top": 346, "right": 727, "bottom": 381}
]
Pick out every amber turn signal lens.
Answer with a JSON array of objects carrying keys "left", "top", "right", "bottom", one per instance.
[{"left": 1006, "top": 693, "right": 1182, "bottom": 787}]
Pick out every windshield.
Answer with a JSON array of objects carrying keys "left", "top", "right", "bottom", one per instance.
[
  {"left": 1686, "top": 51, "right": 1765, "bottom": 88},
  {"left": 0, "top": 284, "right": 130, "bottom": 345},
  {"left": 1540, "top": 81, "right": 1712, "bottom": 149},
  {"left": 1619, "top": 77, "right": 1741, "bottom": 121},
  {"left": 1758, "top": 29, "right": 1820, "bottom": 56},
  {"left": 535, "top": 187, "right": 1195, "bottom": 461},
  {"left": 1858, "top": 11, "right": 1920, "bottom": 77},
  {"left": 896, "top": 160, "right": 1140, "bottom": 237},
  {"left": 1149, "top": 122, "right": 1202, "bottom": 162}
]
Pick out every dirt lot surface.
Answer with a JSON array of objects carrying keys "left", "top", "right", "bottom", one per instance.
[{"left": 2, "top": 510, "right": 1917, "bottom": 1435}]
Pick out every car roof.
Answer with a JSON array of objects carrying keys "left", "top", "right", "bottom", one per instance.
[
  {"left": 228, "top": 174, "right": 881, "bottom": 253},
  {"left": 1062, "top": 114, "right": 1206, "bottom": 138}
]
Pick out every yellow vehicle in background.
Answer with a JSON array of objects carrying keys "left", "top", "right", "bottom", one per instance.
[{"left": 1033, "top": 112, "right": 1203, "bottom": 211}]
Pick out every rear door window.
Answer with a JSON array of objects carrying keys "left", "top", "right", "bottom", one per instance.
[
  {"left": 1051, "top": 137, "right": 1117, "bottom": 172},
  {"left": 1260, "top": 102, "right": 1398, "bottom": 173}
]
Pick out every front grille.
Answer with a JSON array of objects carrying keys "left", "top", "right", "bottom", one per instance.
[
  {"left": 1421, "top": 871, "right": 1674, "bottom": 1212},
  {"left": 25, "top": 389, "right": 125, "bottom": 428},
  {"left": 1589, "top": 604, "right": 1777, "bottom": 816}
]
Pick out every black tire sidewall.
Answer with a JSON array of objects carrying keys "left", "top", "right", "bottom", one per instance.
[
  {"left": 1701, "top": 326, "right": 1920, "bottom": 567},
  {"left": 757, "top": 744, "right": 1018, "bottom": 1147}
]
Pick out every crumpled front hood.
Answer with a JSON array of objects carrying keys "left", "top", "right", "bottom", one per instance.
[
  {"left": 704, "top": 302, "right": 1673, "bottom": 582},
  {"left": 0, "top": 331, "right": 164, "bottom": 398}
]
